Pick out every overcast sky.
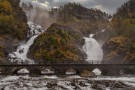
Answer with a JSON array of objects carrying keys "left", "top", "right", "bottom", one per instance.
[{"left": 30, "top": 0, "right": 128, "bottom": 14}]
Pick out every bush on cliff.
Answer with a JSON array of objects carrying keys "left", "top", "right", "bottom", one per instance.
[{"left": 104, "top": 0, "right": 135, "bottom": 63}]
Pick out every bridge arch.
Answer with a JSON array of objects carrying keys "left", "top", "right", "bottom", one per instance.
[
  {"left": 1, "top": 64, "right": 135, "bottom": 76},
  {"left": 65, "top": 68, "right": 76, "bottom": 75},
  {"left": 12, "top": 67, "right": 41, "bottom": 75}
]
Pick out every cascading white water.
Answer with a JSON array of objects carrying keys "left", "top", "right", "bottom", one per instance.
[
  {"left": 83, "top": 34, "right": 103, "bottom": 64},
  {"left": 8, "top": 0, "right": 51, "bottom": 64},
  {"left": 8, "top": 22, "right": 44, "bottom": 64}
]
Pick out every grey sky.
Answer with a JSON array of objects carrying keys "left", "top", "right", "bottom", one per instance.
[{"left": 35, "top": 0, "right": 128, "bottom": 14}]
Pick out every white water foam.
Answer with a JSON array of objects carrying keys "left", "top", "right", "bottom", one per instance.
[
  {"left": 8, "top": 22, "right": 44, "bottom": 64},
  {"left": 83, "top": 34, "right": 103, "bottom": 64},
  {"left": 0, "top": 75, "right": 135, "bottom": 89},
  {"left": 92, "top": 68, "right": 102, "bottom": 76},
  {"left": 91, "top": 76, "right": 135, "bottom": 82}
]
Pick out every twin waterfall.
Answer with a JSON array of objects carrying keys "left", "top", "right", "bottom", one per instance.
[
  {"left": 8, "top": 27, "right": 104, "bottom": 64},
  {"left": 8, "top": 0, "right": 104, "bottom": 64},
  {"left": 8, "top": 22, "right": 44, "bottom": 64},
  {"left": 8, "top": 22, "right": 104, "bottom": 64}
]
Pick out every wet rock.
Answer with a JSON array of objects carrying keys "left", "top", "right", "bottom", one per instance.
[
  {"left": 71, "top": 80, "right": 76, "bottom": 87},
  {"left": 0, "top": 75, "right": 133, "bottom": 90},
  {"left": 1, "top": 87, "right": 5, "bottom": 90},
  {"left": 46, "top": 82, "right": 57, "bottom": 88},
  {"left": 50, "top": 86, "right": 68, "bottom": 90},
  {"left": 92, "top": 84, "right": 106, "bottom": 90},
  {"left": 80, "top": 38, "right": 85, "bottom": 46},
  {"left": 91, "top": 80, "right": 128, "bottom": 90},
  {"left": 79, "top": 81, "right": 88, "bottom": 87},
  {"left": 19, "top": 48, "right": 24, "bottom": 54},
  {"left": 113, "top": 81, "right": 127, "bottom": 88}
]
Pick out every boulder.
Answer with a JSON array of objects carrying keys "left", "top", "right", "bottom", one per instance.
[
  {"left": 92, "top": 84, "right": 106, "bottom": 90},
  {"left": 80, "top": 70, "right": 96, "bottom": 77}
]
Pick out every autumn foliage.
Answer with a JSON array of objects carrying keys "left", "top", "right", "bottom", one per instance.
[{"left": 0, "top": 0, "right": 27, "bottom": 40}]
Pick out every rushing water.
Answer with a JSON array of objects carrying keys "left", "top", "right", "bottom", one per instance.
[
  {"left": 8, "top": 0, "right": 48, "bottom": 64},
  {"left": 0, "top": 75, "right": 135, "bottom": 90},
  {"left": 8, "top": 22, "right": 44, "bottom": 64},
  {"left": 83, "top": 34, "right": 103, "bottom": 64}
]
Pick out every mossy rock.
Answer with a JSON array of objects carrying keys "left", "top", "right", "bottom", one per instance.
[
  {"left": 28, "top": 23, "right": 83, "bottom": 63},
  {"left": 80, "top": 70, "right": 96, "bottom": 77}
]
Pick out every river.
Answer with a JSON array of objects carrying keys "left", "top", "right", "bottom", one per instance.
[{"left": 0, "top": 75, "right": 135, "bottom": 90}]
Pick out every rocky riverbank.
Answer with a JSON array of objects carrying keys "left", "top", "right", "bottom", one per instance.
[{"left": 0, "top": 75, "right": 135, "bottom": 90}]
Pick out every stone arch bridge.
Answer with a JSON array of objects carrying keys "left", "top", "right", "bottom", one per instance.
[{"left": 0, "top": 64, "right": 135, "bottom": 75}]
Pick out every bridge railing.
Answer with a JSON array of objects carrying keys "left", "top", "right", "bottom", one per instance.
[{"left": 0, "top": 60, "right": 132, "bottom": 65}]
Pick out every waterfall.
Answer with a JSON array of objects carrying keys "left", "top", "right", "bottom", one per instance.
[
  {"left": 83, "top": 34, "right": 103, "bottom": 64},
  {"left": 8, "top": 0, "right": 48, "bottom": 64},
  {"left": 8, "top": 22, "right": 44, "bottom": 64}
]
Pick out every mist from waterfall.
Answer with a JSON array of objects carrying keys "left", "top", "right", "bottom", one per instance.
[
  {"left": 20, "top": 0, "right": 56, "bottom": 29},
  {"left": 8, "top": 0, "right": 53, "bottom": 64},
  {"left": 83, "top": 34, "right": 103, "bottom": 64},
  {"left": 8, "top": 22, "right": 44, "bottom": 64}
]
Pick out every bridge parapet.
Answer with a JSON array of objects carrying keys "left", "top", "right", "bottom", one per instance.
[{"left": 7, "top": 60, "right": 130, "bottom": 65}]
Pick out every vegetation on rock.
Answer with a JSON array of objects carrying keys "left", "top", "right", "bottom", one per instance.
[
  {"left": 28, "top": 3, "right": 110, "bottom": 63},
  {"left": 104, "top": 0, "right": 135, "bottom": 63},
  {"left": 80, "top": 70, "right": 96, "bottom": 77},
  {"left": 0, "top": 0, "right": 27, "bottom": 39},
  {"left": 28, "top": 23, "right": 82, "bottom": 63},
  {"left": 51, "top": 3, "right": 111, "bottom": 35},
  {"left": 0, "top": 0, "right": 28, "bottom": 63}
]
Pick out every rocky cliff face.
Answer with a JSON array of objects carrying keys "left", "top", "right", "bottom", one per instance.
[
  {"left": 0, "top": 0, "right": 28, "bottom": 64},
  {"left": 103, "top": 36, "right": 128, "bottom": 63},
  {"left": 103, "top": 0, "right": 135, "bottom": 63},
  {"left": 53, "top": 3, "right": 111, "bottom": 36}
]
